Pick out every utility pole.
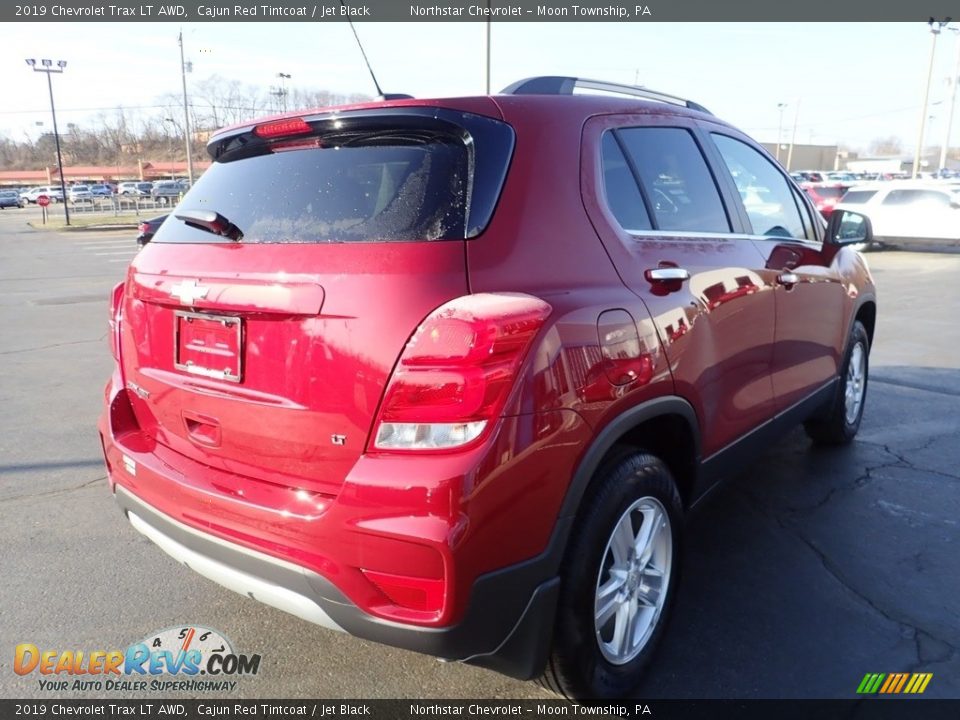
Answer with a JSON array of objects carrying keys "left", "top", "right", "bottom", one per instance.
[
  {"left": 914, "top": 19, "right": 950, "bottom": 178},
  {"left": 940, "top": 28, "right": 960, "bottom": 173},
  {"left": 178, "top": 30, "right": 195, "bottom": 185}
]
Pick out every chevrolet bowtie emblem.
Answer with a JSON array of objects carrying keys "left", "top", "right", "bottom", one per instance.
[{"left": 170, "top": 279, "right": 209, "bottom": 306}]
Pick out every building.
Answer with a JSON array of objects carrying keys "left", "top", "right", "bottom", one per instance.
[
  {"left": 760, "top": 142, "right": 841, "bottom": 172},
  {"left": 0, "top": 160, "right": 210, "bottom": 188}
]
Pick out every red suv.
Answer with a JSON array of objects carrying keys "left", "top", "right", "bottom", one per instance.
[{"left": 99, "top": 76, "right": 877, "bottom": 699}]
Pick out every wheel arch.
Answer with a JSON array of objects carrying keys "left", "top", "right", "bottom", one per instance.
[{"left": 554, "top": 397, "right": 702, "bottom": 548}]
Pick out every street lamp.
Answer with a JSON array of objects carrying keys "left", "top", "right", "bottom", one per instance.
[
  {"left": 913, "top": 18, "right": 951, "bottom": 178},
  {"left": 25, "top": 57, "right": 70, "bottom": 225},
  {"left": 178, "top": 31, "right": 195, "bottom": 185},
  {"left": 776, "top": 102, "right": 787, "bottom": 163}
]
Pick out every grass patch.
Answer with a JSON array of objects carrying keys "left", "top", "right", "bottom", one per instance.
[{"left": 29, "top": 213, "right": 142, "bottom": 230}]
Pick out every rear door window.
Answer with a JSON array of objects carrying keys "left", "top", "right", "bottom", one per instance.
[{"left": 615, "top": 127, "right": 730, "bottom": 233}]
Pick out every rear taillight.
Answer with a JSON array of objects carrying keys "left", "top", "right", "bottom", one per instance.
[
  {"left": 370, "top": 293, "right": 552, "bottom": 452},
  {"left": 108, "top": 281, "right": 124, "bottom": 361}
]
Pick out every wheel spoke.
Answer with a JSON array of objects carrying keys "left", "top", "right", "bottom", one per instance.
[
  {"left": 610, "top": 514, "right": 635, "bottom": 567},
  {"left": 635, "top": 507, "right": 663, "bottom": 568},
  {"left": 595, "top": 571, "right": 626, "bottom": 627},
  {"left": 612, "top": 601, "right": 634, "bottom": 657}
]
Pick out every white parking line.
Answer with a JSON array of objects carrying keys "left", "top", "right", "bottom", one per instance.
[
  {"left": 77, "top": 239, "right": 134, "bottom": 246},
  {"left": 109, "top": 258, "right": 135, "bottom": 263}
]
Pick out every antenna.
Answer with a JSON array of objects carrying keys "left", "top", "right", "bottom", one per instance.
[{"left": 340, "top": 1, "right": 385, "bottom": 99}]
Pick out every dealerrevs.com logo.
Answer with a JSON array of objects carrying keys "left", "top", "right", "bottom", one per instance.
[{"left": 14, "top": 626, "right": 261, "bottom": 692}]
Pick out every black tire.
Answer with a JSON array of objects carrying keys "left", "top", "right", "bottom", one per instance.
[
  {"left": 804, "top": 320, "right": 870, "bottom": 445},
  {"left": 539, "top": 452, "right": 682, "bottom": 699}
]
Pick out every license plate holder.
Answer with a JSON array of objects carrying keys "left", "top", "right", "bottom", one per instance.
[{"left": 174, "top": 311, "right": 242, "bottom": 382}]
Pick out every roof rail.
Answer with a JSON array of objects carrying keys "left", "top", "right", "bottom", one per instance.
[{"left": 500, "top": 76, "right": 712, "bottom": 115}]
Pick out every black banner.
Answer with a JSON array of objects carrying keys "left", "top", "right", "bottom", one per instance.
[
  {"left": 2, "top": 700, "right": 960, "bottom": 720},
  {"left": 3, "top": 0, "right": 960, "bottom": 23}
]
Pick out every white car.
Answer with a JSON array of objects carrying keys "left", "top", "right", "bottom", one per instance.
[
  {"left": 23, "top": 186, "right": 65, "bottom": 203},
  {"left": 834, "top": 182, "right": 960, "bottom": 246},
  {"left": 68, "top": 185, "right": 93, "bottom": 202}
]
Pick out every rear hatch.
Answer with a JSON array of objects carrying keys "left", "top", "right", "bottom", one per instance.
[{"left": 120, "top": 103, "right": 514, "bottom": 495}]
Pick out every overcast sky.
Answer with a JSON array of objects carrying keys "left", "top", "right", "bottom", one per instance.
[{"left": 3, "top": 21, "right": 960, "bottom": 153}]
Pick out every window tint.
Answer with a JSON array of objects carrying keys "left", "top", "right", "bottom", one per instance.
[
  {"left": 792, "top": 186, "right": 814, "bottom": 239},
  {"left": 841, "top": 189, "right": 877, "bottom": 204},
  {"left": 156, "top": 112, "right": 513, "bottom": 244},
  {"left": 617, "top": 127, "right": 730, "bottom": 233},
  {"left": 600, "top": 132, "right": 652, "bottom": 231},
  {"left": 812, "top": 186, "right": 847, "bottom": 199},
  {"left": 882, "top": 189, "right": 950, "bottom": 206},
  {"left": 712, "top": 134, "right": 808, "bottom": 239}
]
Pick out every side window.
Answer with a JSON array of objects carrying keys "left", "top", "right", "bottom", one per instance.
[
  {"left": 711, "top": 134, "right": 809, "bottom": 240},
  {"left": 792, "top": 185, "right": 819, "bottom": 238},
  {"left": 601, "top": 132, "right": 652, "bottom": 232},
  {"left": 616, "top": 127, "right": 730, "bottom": 233},
  {"left": 883, "top": 189, "right": 950, "bottom": 207}
]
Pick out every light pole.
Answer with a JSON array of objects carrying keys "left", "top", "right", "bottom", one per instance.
[
  {"left": 25, "top": 58, "right": 69, "bottom": 225},
  {"left": 786, "top": 99, "right": 801, "bottom": 172},
  {"left": 913, "top": 18, "right": 951, "bottom": 179},
  {"left": 276, "top": 72, "right": 291, "bottom": 112},
  {"left": 940, "top": 27, "right": 960, "bottom": 173},
  {"left": 178, "top": 30, "right": 195, "bottom": 185},
  {"left": 776, "top": 102, "right": 787, "bottom": 162}
]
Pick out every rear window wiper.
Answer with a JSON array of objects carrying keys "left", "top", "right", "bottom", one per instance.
[{"left": 174, "top": 209, "right": 244, "bottom": 242}]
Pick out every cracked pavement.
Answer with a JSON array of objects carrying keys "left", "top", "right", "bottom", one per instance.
[{"left": 1, "top": 212, "right": 958, "bottom": 699}]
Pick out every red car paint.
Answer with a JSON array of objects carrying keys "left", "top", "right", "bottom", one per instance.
[{"left": 99, "top": 88, "right": 876, "bottom": 678}]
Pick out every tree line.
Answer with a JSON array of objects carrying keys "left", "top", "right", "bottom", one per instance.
[{"left": 0, "top": 75, "right": 370, "bottom": 170}]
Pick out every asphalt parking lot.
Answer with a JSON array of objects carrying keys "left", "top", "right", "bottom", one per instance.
[{"left": 0, "top": 206, "right": 957, "bottom": 700}]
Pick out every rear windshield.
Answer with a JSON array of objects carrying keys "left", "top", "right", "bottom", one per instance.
[
  {"left": 153, "top": 109, "right": 514, "bottom": 245},
  {"left": 813, "top": 186, "right": 846, "bottom": 199},
  {"left": 840, "top": 190, "right": 877, "bottom": 204}
]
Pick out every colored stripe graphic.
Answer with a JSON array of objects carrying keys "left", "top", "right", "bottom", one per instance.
[
  {"left": 858, "top": 672, "right": 933, "bottom": 694},
  {"left": 856, "top": 673, "right": 886, "bottom": 694}
]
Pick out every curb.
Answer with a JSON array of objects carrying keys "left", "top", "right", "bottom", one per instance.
[{"left": 28, "top": 222, "right": 138, "bottom": 232}]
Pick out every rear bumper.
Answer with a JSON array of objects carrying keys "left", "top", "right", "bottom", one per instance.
[
  {"left": 99, "top": 374, "right": 584, "bottom": 679},
  {"left": 112, "top": 482, "right": 559, "bottom": 680}
]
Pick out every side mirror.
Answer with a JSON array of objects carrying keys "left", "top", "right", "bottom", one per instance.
[{"left": 825, "top": 209, "right": 873, "bottom": 246}]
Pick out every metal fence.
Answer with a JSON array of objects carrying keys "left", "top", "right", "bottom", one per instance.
[{"left": 63, "top": 194, "right": 181, "bottom": 216}]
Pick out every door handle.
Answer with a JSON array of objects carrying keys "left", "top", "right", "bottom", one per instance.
[
  {"left": 645, "top": 267, "right": 691, "bottom": 282},
  {"left": 777, "top": 272, "right": 799, "bottom": 286}
]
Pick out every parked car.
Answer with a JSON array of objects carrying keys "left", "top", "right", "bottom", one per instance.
[
  {"left": 801, "top": 182, "right": 850, "bottom": 219},
  {"left": 99, "top": 76, "right": 877, "bottom": 699},
  {"left": 834, "top": 181, "right": 960, "bottom": 246},
  {"left": 136, "top": 215, "right": 167, "bottom": 246},
  {"left": 0, "top": 190, "right": 24, "bottom": 209},
  {"left": 23, "top": 186, "right": 64, "bottom": 203},
  {"left": 150, "top": 180, "right": 185, "bottom": 205},
  {"left": 90, "top": 184, "right": 113, "bottom": 197},
  {"left": 118, "top": 181, "right": 154, "bottom": 197},
  {"left": 68, "top": 185, "right": 93, "bottom": 203}
]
